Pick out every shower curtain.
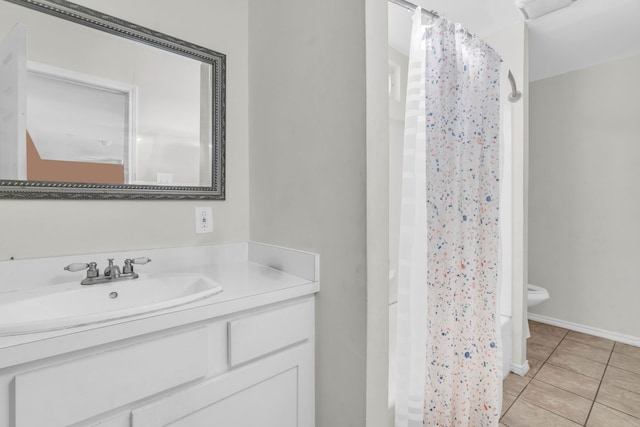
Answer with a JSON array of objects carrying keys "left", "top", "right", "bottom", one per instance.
[{"left": 395, "top": 8, "right": 502, "bottom": 426}]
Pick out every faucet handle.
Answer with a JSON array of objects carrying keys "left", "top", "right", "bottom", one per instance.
[
  {"left": 64, "top": 262, "right": 90, "bottom": 272},
  {"left": 123, "top": 257, "right": 151, "bottom": 274},
  {"left": 64, "top": 262, "right": 99, "bottom": 278}
]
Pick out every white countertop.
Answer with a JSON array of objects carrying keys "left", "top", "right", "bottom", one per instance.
[{"left": 0, "top": 242, "right": 319, "bottom": 369}]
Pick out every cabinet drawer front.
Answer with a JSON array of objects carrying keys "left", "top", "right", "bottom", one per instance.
[
  {"left": 14, "top": 327, "right": 209, "bottom": 427},
  {"left": 228, "top": 299, "right": 313, "bottom": 366}
]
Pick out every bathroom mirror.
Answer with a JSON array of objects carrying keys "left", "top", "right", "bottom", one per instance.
[{"left": 0, "top": 0, "right": 225, "bottom": 199}]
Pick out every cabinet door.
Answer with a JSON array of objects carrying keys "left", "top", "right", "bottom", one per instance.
[
  {"left": 132, "top": 342, "right": 314, "bottom": 427},
  {"left": 171, "top": 367, "right": 298, "bottom": 427}
]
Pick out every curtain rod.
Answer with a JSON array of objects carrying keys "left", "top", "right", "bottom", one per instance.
[
  {"left": 388, "top": 0, "right": 439, "bottom": 19},
  {"left": 387, "top": 0, "right": 522, "bottom": 102}
]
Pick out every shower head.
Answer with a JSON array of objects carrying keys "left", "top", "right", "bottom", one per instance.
[
  {"left": 515, "top": 0, "right": 578, "bottom": 20},
  {"left": 507, "top": 71, "right": 521, "bottom": 103}
]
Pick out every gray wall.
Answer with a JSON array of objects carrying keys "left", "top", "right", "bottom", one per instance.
[
  {"left": 529, "top": 53, "right": 640, "bottom": 338},
  {"left": 248, "top": 1, "right": 367, "bottom": 426},
  {"left": 0, "top": 0, "right": 250, "bottom": 261}
]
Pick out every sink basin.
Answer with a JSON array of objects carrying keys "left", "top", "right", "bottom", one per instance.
[{"left": 0, "top": 273, "right": 223, "bottom": 336}]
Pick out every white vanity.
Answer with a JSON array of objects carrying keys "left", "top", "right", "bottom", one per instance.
[{"left": 0, "top": 242, "right": 318, "bottom": 427}]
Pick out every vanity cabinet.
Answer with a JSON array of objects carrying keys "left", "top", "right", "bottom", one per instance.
[
  {"left": 132, "top": 299, "right": 315, "bottom": 427},
  {"left": 1, "top": 296, "right": 315, "bottom": 427}
]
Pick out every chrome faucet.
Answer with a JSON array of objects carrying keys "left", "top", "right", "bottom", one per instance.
[
  {"left": 104, "top": 258, "right": 121, "bottom": 278},
  {"left": 64, "top": 257, "right": 151, "bottom": 285}
]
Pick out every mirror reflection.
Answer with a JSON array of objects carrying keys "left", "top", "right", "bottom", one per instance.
[{"left": 0, "top": 0, "right": 224, "bottom": 199}]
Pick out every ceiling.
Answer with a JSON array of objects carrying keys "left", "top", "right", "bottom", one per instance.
[{"left": 388, "top": 0, "right": 640, "bottom": 81}]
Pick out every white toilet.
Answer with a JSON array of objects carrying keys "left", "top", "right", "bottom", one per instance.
[
  {"left": 527, "top": 284, "right": 550, "bottom": 308},
  {"left": 526, "top": 284, "right": 549, "bottom": 338}
]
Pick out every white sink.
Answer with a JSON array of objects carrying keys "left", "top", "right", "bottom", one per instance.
[{"left": 0, "top": 273, "right": 223, "bottom": 336}]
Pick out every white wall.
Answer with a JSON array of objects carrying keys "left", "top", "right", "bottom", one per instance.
[
  {"left": 484, "top": 22, "right": 529, "bottom": 374},
  {"left": 248, "top": 0, "right": 367, "bottom": 425},
  {"left": 529, "top": 53, "right": 640, "bottom": 339},
  {"left": 387, "top": 45, "right": 408, "bottom": 425},
  {"left": 388, "top": 47, "right": 408, "bottom": 307},
  {"left": 0, "top": 0, "right": 249, "bottom": 261}
]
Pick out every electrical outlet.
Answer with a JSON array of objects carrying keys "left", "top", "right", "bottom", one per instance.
[{"left": 195, "top": 207, "right": 213, "bottom": 233}]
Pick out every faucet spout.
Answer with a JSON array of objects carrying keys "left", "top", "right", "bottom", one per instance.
[{"left": 104, "top": 258, "right": 121, "bottom": 278}]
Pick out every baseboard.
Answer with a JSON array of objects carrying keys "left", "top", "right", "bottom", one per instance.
[
  {"left": 528, "top": 313, "right": 640, "bottom": 347},
  {"left": 510, "top": 360, "right": 530, "bottom": 377}
]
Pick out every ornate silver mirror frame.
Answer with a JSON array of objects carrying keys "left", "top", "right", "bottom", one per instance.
[{"left": 0, "top": 0, "right": 225, "bottom": 200}]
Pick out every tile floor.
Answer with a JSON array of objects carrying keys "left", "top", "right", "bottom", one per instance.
[{"left": 501, "top": 321, "right": 640, "bottom": 426}]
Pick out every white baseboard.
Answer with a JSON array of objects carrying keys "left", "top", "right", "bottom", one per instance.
[
  {"left": 510, "top": 360, "right": 530, "bottom": 377},
  {"left": 528, "top": 313, "right": 640, "bottom": 347}
]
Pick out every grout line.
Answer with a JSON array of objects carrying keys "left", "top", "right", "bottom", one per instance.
[
  {"left": 596, "top": 401, "right": 640, "bottom": 421},
  {"left": 513, "top": 322, "right": 640, "bottom": 426},
  {"left": 582, "top": 338, "right": 615, "bottom": 425},
  {"left": 501, "top": 322, "right": 567, "bottom": 421},
  {"left": 596, "top": 401, "right": 640, "bottom": 423},
  {"left": 553, "top": 329, "right": 603, "bottom": 426},
  {"left": 533, "top": 372, "right": 596, "bottom": 402},
  {"left": 540, "top": 330, "right": 598, "bottom": 426},
  {"left": 503, "top": 322, "right": 588, "bottom": 424},
  {"left": 596, "top": 346, "right": 640, "bottom": 421},
  {"left": 607, "top": 362, "right": 640, "bottom": 376},
  {"left": 533, "top": 325, "right": 568, "bottom": 373},
  {"left": 518, "top": 399, "right": 586, "bottom": 426},
  {"left": 608, "top": 348, "right": 640, "bottom": 376},
  {"left": 612, "top": 343, "right": 640, "bottom": 362},
  {"left": 501, "top": 376, "right": 529, "bottom": 420}
]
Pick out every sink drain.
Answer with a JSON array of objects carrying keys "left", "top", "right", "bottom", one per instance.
[{"left": 109, "top": 291, "right": 118, "bottom": 299}]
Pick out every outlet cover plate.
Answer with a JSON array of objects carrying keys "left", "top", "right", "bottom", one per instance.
[{"left": 195, "top": 207, "right": 213, "bottom": 233}]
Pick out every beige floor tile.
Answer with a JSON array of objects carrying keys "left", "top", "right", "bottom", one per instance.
[
  {"left": 587, "top": 403, "right": 640, "bottom": 427},
  {"left": 535, "top": 363, "right": 600, "bottom": 400},
  {"left": 501, "top": 399, "right": 581, "bottom": 427},
  {"left": 556, "top": 338, "right": 612, "bottom": 364},
  {"left": 596, "top": 383, "right": 640, "bottom": 418},
  {"left": 529, "top": 329, "right": 565, "bottom": 349},
  {"left": 610, "top": 352, "right": 640, "bottom": 376},
  {"left": 529, "top": 321, "right": 569, "bottom": 339},
  {"left": 565, "top": 331, "right": 615, "bottom": 351},
  {"left": 548, "top": 349, "right": 607, "bottom": 380},
  {"left": 520, "top": 379, "right": 592, "bottom": 425},
  {"left": 502, "top": 392, "right": 518, "bottom": 417},
  {"left": 504, "top": 373, "right": 531, "bottom": 396},
  {"left": 527, "top": 342, "right": 555, "bottom": 361},
  {"left": 525, "top": 357, "right": 543, "bottom": 379},
  {"left": 615, "top": 342, "right": 640, "bottom": 360},
  {"left": 604, "top": 366, "right": 640, "bottom": 395}
]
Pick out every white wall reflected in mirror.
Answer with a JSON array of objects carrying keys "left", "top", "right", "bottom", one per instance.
[{"left": 0, "top": 3, "right": 211, "bottom": 186}]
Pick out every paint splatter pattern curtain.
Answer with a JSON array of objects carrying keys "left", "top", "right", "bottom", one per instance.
[{"left": 423, "top": 18, "right": 502, "bottom": 426}]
